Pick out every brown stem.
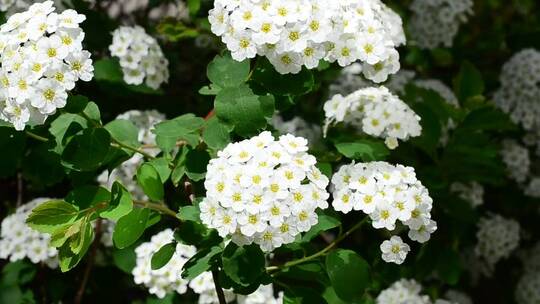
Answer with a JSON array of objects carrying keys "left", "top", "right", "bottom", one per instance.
[
  {"left": 74, "top": 219, "right": 102, "bottom": 304},
  {"left": 16, "top": 172, "right": 23, "bottom": 207},
  {"left": 204, "top": 109, "right": 215, "bottom": 121},
  {"left": 211, "top": 268, "right": 227, "bottom": 304}
]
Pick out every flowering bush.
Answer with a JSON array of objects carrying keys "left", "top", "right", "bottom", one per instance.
[{"left": 0, "top": 0, "right": 538, "bottom": 303}]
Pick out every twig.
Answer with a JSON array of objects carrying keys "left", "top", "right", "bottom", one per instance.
[
  {"left": 25, "top": 131, "right": 49, "bottom": 142},
  {"left": 133, "top": 200, "right": 179, "bottom": 219},
  {"left": 211, "top": 268, "right": 227, "bottom": 304},
  {"left": 16, "top": 172, "right": 23, "bottom": 207},
  {"left": 266, "top": 217, "right": 369, "bottom": 273},
  {"left": 74, "top": 219, "right": 102, "bottom": 304}
]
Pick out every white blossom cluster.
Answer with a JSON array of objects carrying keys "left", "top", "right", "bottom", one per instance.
[
  {"left": 408, "top": 0, "right": 474, "bottom": 49},
  {"left": 0, "top": 198, "right": 58, "bottom": 268},
  {"left": 414, "top": 79, "right": 459, "bottom": 107},
  {"left": 83, "top": 0, "right": 189, "bottom": 22},
  {"left": 237, "top": 284, "right": 283, "bottom": 304},
  {"left": 109, "top": 26, "right": 169, "bottom": 89},
  {"left": 0, "top": 1, "right": 93, "bottom": 130},
  {"left": 450, "top": 182, "right": 484, "bottom": 208},
  {"left": 201, "top": 131, "right": 330, "bottom": 252},
  {"left": 501, "top": 140, "right": 531, "bottom": 184},
  {"left": 97, "top": 110, "right": 165, "bottom": 201},
  {"left": 475, "top": 214, "right": 520, "bottom": 275},
  {"left": 189, "top": 271, "right": 236, "bottom": 304},
  {"left": 494, "top": 49, "right": 540, "bottom": 135},
  {"left": 524, "top": 177, "right": 540, "bottom": 198},
  {"left": 271, "top": 115, "right": 321, "bottom": 147},
  {"left": 132, "top": 229, "right": 197, "bottom": 299},
  {"left": 375, "top": 279, "right": 432, "bottom": 304},
  {"left": 515, "top": 243, "right": 540, "bottom": 304},
  {"left": 331, "top": 161, "right": 436, "bottom": 264},
  {"left": 324, "top": 86, "right": 422, "bottom": 149},
  {"left": 208, "top": 0, "right": 405, "bottom": 81}
]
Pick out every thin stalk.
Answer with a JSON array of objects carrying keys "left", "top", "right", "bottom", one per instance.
[
  {"left": 25, "top": 131, "right": 49, "bottom": 142},
  {"left": 211, "top": 268, "right": 227, "bottom": 304}
]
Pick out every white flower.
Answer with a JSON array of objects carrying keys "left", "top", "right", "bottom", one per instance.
[
  {"left": 375, "top": 279, "right": 432, "bottom": 304},
  {"left": 209, "top": 0, "right": 405, "bottom": 79},
  {"left": 202, "top": 131, "right": 329, "bottom": 252},
  {"left": 0, "top": 1, "right": 93, "bottom": 130},
  {"left": 132, "top": 229, "right": 197, "bottom": 299},
  {"left": 330, "top": 161, "right": 436, "bottom": 264},
  {"left": 380, "top": 236, "right": 410, "bottom": 264},
  {"left": 409, "top": 0, "right": 473, "bottom": 49},
  {"left": 323, "top": 86, "right": 422, "bottom": 149},
  {"left": 109, "top": 26, "right": 169, "bottom": 89}
]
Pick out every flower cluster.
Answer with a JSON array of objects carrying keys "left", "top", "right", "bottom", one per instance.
[
  {"left": 189, "top": 271, "right": 236, "bottom": 303},
  {"left": 208, "top": 0, "right": 405, "bottom": 81},
  {"left": 501, "top": 140, "right": 531, "bottom": 184},
  {"left": 475, "top": 214, "right": 520, "bottom": 274},
  {"left": 0, "top": 198, "right": 58, "bottom": 268},
  {"left": 324, "top": 86, "right": 422, "bottom": 149},
  {"left": 132, "top": 229, "right": 197, "bottom": 299},
  {"left": 201, "top": 131, "right": 330, "bottom": 252},
  {"left": 515, "top": 242, "right": 540, "bottom": 304},
  {"left": 0, "top": 1, "right": 93, "bottom": 130},
  {"left": 409, "top": 0, "right": 474, "bottom": 49},
  {"left": 97, "top": 110, "right": 165, "bottom": 201},
  {"left": 494, "top": 49, "right": 540, "bottom": 134},
  {"left": 237, "top": 284, "right": 283, "bottom": 304},
  {"left": 331, "top": 161, "right": 436, "bottom": 264},
  {"left": 414, "top": 79, "right": 459, "bottom": 107},
  {"left": 0, "top": 0, "right": 16, "bottom": 12},
  {"left": 109, "top": 26, "right": 169, "bottom": 89},
  {"left": 375, "top": 279, "right": 431, "bottom": 304},
  {"left": 444, "top": 290, "right": 473, "bottom": 304},
  {"left": 271, "top": 115, "right": 321, "bottom": 147},
  {"left": 450, "top": 182, "right": 484, "bottom": 208}
]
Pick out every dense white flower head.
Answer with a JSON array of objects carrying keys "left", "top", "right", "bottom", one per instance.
[
  {"left": 494, "top": 49, "right": 540, "bottom": 134},
  {"left": 237, "top": 284, "right": 283, "bottom": 304},
  {"left": 501, "top": 139, "right": 531, "bottom": 184},
  {"left": 208, "top": 0, "right": 405, "bottom": 81},
  {"left": 97, "top": 110, "right": 165, "bottom": 201},
  {"left": 376, "top": 279, "right": 431, "bottom": 304},
  {"left": 0, "top": 198, "right": 58, "bottom": 268},
  {"left": 132, "top": 229, "right": 197, "bottom": 299},
  {"left": 331, "top": 161, "right": 436, "bottom": 263},
  {"left": 271, "top": 115, "right": 321, "bottom": 147},
  {"left": 0, "top": 1, "right": 93, "bottom": 130},
  {"left": 380, "top": 235, "right": 410, "bottom": 264},
  {"left": 201, "top": 131, "right": 329, "bottom": 252},
  {"left": 0, "top": 0, "right": 16, "bottom": 11},
  {"left": 475, "top": 214, "right": 520, "bottom": 274},
  {"left": 109, "top": 26, "right": 169, "bottom": 89},
  {"left": 189, "top": 271, "right": 236, "bottom": 304},
  {"left": 324, "top": 86, "right": 422, "bottom": 149},
  {"left": 409, "top": 0, "right": 474, "bottom": 49},
  {"left": 524, "top": 177, "right": 540, "bottom": 198},
  {"left": 450, "top": 182, "right": 484, "bottom": 208},
  {"left": 515, "top": 272, "right": 540, "bottom": 304}
]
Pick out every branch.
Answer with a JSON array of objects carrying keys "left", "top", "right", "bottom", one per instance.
[
  {"left": 211, "top": 268, "right": 227, "bottom": 304},
  {"left": 266, "top": 217, "right": 369, "bottom": 273},
  {"left": 25, "top": 131, "right": 49, "bottom": 142},
  {"left": 74, "top": 219, "right": 102, "bottom": 304},
  {"left": 133, "top": 200, "right": 179, "bottom": 220}
]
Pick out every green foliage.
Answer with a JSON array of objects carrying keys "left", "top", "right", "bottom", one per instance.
[
  {"left": 334, "top": 140, "right": 390, "bottom": 161},
  {"left": 151, "top": 242, "right": 177, "bottom": 270},
  {"left": 221, "top": 244, "right": 266, "bottom": 288},
  {"left": 113, "top": 208, "right": 151, "bottom": 249},
  {"left": 325, "top": 249, "right": 371, "bottom": 303},
  {"left": 153, "top": 114, "right": 205, "bottom": 153},
  {"left": 137, "top": 163, "right": 165, "bottom": 201}
]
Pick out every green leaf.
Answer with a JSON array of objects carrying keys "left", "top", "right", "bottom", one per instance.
[
  {"left": 458, "top": 106, "right": 516, "bottom": 132},
  {"left": 182, "top": 245, "right": 223, "bottom": 280},
  {"left": 65, "top": 185, "right": 110, "bottom": 209},
  {"left": 58, "top": 226, "right": 93, "bottom": 272},
  {"left": 26, "top": 200, "right": 79, "bottom": 233},
  {"left": 171, "top": 146, "right": 189, "bottom": 187},
  {"left": 253, "top": 58, "right": 315, "bottom": 96},
  {"left": 187, "top": 0, "right": 201, "bottom": 15},
  {"left": 113, "top": 208, "right": 151, "bottom": 249},
  {"left": 93, "top": 58, "right": 123, "bottom": 83},
  {"left": 105, "top": 119, "right": 140, "bottom": 151},
  {"left": 137, "top": 163, "right": 164, "bottom": 201},
  {"left": 325, "top": 249, "right": 370, "bottom": 303},
  {"left": 203, "top": 116, "right": 231, "bottom": 150},
  {"left": 207, "top": 53, "right": 250, "bottom": 88},
  {"left": 151, "top": 242, "right": 177, "bottom": 270},
  {"left": 436, "top": 249, "right": 462, "bottom": 285},
  {"left": 334, "top": 140, "right": 389, "bottom": 161},
  {"left": 215, "top": 84, "right": 274, "bottom": 136},
  {"left": 302, "top": 212, "right": 340, "bottom": 242},
  {"left": 284, "top": 287, "right": 329, "bottom": 304},
  {"left": 113, "top": 246, "right": 137, "bottom": 273},
  {"left": 69, "top": 220, "right": 93, "bottom": 255},
  {"left": 100, "top": 182, "right": 133, "bottom": 221},
  {"left": 149, "top": 157, "right": 172, "bottom": 183},
  {"left": 177, "top": 206, "right": 200, "bottom": 222},
  {"left": 222, "top": 243, "right": 265, "bottom": 287},
  {"left": 82, "top": 102, "right": 102, "bottom": 123},
  {"left": 64, "top": 95, "right": 89, "bottom": 113},
  {"left": 185, "top": 149, "right": 210, "bottom": 182},
  {"left": 61, "top": 127, "right": 111, "bottom": 171},
  {"left": 154, "top": 114, "right": 205, "bottom": 153},
  {"left": 453, "top": 61, "right": 484, "bottom": 102},
  {"left": 48, "top": 113, "right": 88, "bottom": 153}
]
